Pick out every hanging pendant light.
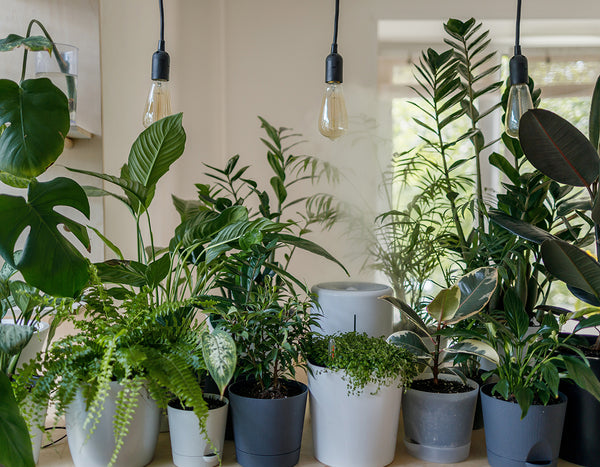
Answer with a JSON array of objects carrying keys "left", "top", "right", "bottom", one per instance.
[
  {"left": 505, "top": 0, "right": 533, "bottom": 138},
  {"left": 318, "top": 0, "right": 348, "bottom": 140},
  {"left": 143, "top": 0, "right": 172, "bottom": 128}
]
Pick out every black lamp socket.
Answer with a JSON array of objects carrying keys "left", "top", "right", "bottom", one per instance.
[
  {"left": 509, "top": 54, "right": 528, "bottom": 86},
  {"left": 325, "top": 52, "right": 343, "bottom": 84},
  {"left": 151, "top": 49, "right": 170, "bottom": 81}
]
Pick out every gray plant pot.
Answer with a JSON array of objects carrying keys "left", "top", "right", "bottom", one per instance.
[
  {"left": 481, "top": 383, "right": 567, "bottom": 467},
  {"left": 228, "top": 380, "right": 307, "bottom": 467},
  {"left": 402, "top": 375, "right": 478, "bottom": 463}
]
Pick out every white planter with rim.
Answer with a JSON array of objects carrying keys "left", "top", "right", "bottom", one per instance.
[
  {"left": 167, "top": 394, "right": 229, "bottom": 467},
  {"left": 1, "top": 318, "right": 50, "bottom": 368},
  {"left": 65, "top": 381, "right": 160, "bottom": 467},
  {"left": 308, "top": 362, "right": 403, "bottom": 467}
]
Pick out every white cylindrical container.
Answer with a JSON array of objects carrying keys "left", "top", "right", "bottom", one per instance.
[
  {"left": 311, "top": 282, "right": 394, "bottom": 338},
  {"left": 308, "top": 362, "right": 403, "bottom": 467},
  {"left": 66, "top": 381, "right": 160, "bottom": 467},
  {"left": 167, "top": 394, "right": 229, "bottom": 467},
  {"left": 20, "top": 395, "right": 47, "bottom": 464}
]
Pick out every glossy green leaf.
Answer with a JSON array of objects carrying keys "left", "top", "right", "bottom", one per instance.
[
  {"left": 0, "top": 171, "right": 31, "bottom": 188},
  {"left": 446, "top": 339, "right": 499, "bottom": 364},
  {"left": 542, "top": 362, "right": 560, "bottom": 397},
  {"left": 172, "top": 195, "right": 204, "bottom": 222},
  {"left": 0, "top": 34, "right": 52, "bottom": 52},
  {"left": 504, "top": 288, "right": 529, "bottom": 339},
  {"left": 516, "top": 387, "right": 534, "bottom": 418},
  {"left": 574, "top": 314, "right": 600, "bottom": 332},
  {"left": 427, "top": 285, "right": 460, "bottom": 323},
  {"left": 0, "top": 372, "right": 35, "bottom": 467},
  {"left": 489, "top": 210, "right": 556, "bottom": 244},
  {"left": 590, "top": 74, "right": 600, "bottom": 151},
  {"left": 541, "top": 239, "right": 600, "bottom": 298},
  {"left": 519, "top": 109, "right": 599, "bottom": 187},
  {"left": 277, "top": 234, "right": 348, "bottom": 276},
  {"left": 489, "top": 152, "right": 520, "bottom": 185},
  {"left": 202, "top": 329, "right": 237, "bottom": 397},
  {"left": 128, "top": 113, "right": 186, "bottom": 189},
  {"left": 379, "top": 296, "right": 429, "bottom": 336},
  {"left": 0, "top": 323, "right": 33, "bottom": 355},
  {"left": 447, "top": 267, "right": 498, "bottom": 324},
  {"left": 0, "top": 78, "right": 69, "bottom": 178},
  {"left": 95, "top": 260, "right": 147, "bottom": 287},
  {"left": 0, "top": 177, "right": 90, "bottom": 297},
  {"left": 492, "top": 379, "right": 510, "bottom": 400},
  {"left": 387, "top": 331, "right": 430, "bottom": 358},
  {"left": 9, "top": 281, "right": 40, "bottom": 316},
  {"left": 563, "top": 354, "right": 600, "bottom": 402},
  {"left": 145, "top": 254, "right": 170, "bottom": 289}
]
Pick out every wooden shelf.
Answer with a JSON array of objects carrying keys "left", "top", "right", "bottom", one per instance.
[{"left": 67, "top": 125, "right": 93, "bottom": 139}]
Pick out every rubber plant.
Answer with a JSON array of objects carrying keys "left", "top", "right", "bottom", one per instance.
[
  {"left": 489, "top": 74, "right": 600, "bottom": 350},
  {"left": 383, "top": 267, "right": 499, "bottom": 385}
]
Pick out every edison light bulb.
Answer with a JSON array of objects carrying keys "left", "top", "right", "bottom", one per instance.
[
  {"left": 505, "top": 83, "right": 533, "bottom": 138},
  {"left": 143, "top": 80, "right": 171, "bottom": 128},
  {"left": 319, "top": 83, "right": 348, "bottom": 140}
]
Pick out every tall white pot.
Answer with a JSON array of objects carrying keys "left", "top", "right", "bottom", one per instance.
[
  {"left": 65, "top": 381, "right": 160, "bottom": 467},
  {"left": 311, "top": 282, "right": 394, "bottom": 338},
  {"left": 167, "top": 394, "right": 229, "bottom": 467},
  {"left": 308, "top": 362, "right": 403, "bottom": 467},
  {"left": 20, "top": 396, "right": 48, "bottom": 464}
]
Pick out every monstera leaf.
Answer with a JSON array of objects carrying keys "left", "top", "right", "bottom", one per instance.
[
  {"left": 0, "top": 78, "right": 69, "bottom": 178},
  {"left": 0, "top": 177, "right": 90, "bottom": 297},
  {"left": 0, "top": 34, "right": 52, "bottom": 52}
]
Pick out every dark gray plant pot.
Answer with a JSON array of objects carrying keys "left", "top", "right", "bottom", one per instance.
[
  {"left": 559, "top": 344, "right": 600, "bottom": 465},
  {"left": 402, "top": 375, "right": 479, "bottom": 463},
  {"left": 228, "top": 380, "right": 307, "bottom": 467},
  {"left": 481, "top": 383, "right": 567, "bottom": 467}
]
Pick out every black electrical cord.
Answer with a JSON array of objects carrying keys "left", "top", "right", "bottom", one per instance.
[
  {"left": 41, "top": 426, "right": 67, "bottom": 449},
  {"left": 331, "top": 0, "right": 340, "bottom": 53},
  {"left": 515, "top": 0, "right": 522, "bottom": 55},
  {"left": 159, "top": 0, "right": 165, "bottom": 51}
]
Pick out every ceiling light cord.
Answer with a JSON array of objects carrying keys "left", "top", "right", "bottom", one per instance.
[
  {"left": 331, "top": 0, "right": 339, "bottom": 54},
  {"left": 515, "top": 0, "right": 522, "bottom": 55},
  {"left": 158, "top": 0, "right": 165, "bottom": 51}
]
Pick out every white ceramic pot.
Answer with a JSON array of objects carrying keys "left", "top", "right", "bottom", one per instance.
[
  {"left": 167, "top": 394, "right": 229, "bottom": 467},
  {"left": 65, "top": 381, "right": 160, "bottom": 467},
  {"left": 1, "top": 318, "right": 50, "bottom": 368},
  {"left": 311, "top": 282, "right": 394, "bottom": 338},
  {"left": 20, "top": 395, "right": 48, "bottom": 464},
  {"left": 308, "top": 362, "right": 403, "bottom": 467}
]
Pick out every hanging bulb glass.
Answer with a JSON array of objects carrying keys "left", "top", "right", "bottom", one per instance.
[
  {"left": 319, "top": 48, "right": 347, "bottom": 140},
  {"left": 143, "top": 45, "right": 171, "bottom": 128},
  {"left": 319, "top": 82, "right": 347, "bottom": 140},
  {"left": 505, "top": 53, "right": 533, "bottom": 138}
]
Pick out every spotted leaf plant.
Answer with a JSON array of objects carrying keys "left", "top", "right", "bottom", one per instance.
[
  {"left": 202, "top": 328, "right": 237, "bottom": 398},
  {"left": 383, "top": 267, "right": 499, "bottom": 386}
]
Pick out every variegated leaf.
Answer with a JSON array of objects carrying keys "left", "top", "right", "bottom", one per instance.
[
  {"left": 202, "top": 329, "right": 237, "bottom": 397},
  {"left": 446, "top": 338, "right": 499, "bottom": 364},
  {"left": 0, "top": 323, "right": 34, "bottom": 355}
]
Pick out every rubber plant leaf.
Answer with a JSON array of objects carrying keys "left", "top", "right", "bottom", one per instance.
[
  {"left": 489, "top": 210, "right": 557, "bottom": 244},
  {"left": 127, "top": 113, "right": 186, "bottom": 190},
  {"left": 427, "top": 285, "right": 460, "bottom": 324},
  {"left": 0, "top": 177, "right": 90, "bottom": 297},
  {"left": 0, "top": 78, "right": 69, "bottom": 179},
  {"left": 519, "top": 108, "right": 599, "bottom": 187},
  {"left": 541, "top": 239, "right": 600, "bottom": 299},
  {"left": 0, "top": 372, "right": 35, "bottom": 467},
  {"left": 0, "top": 34, "right": 52, "bottom": 52},
  {"left": 379, "top": 296, "right": 430, "bottom": 336},
  {"left": 202, "top": 329, "right": 237, "bottom": 397},
  {"left": 387, "top": 330, "right": 431, "bottom": 359},
  {"left": 446, "top": 339, "right": 499, "bottom": 365},
  {"left": 446, "top": 267, "right": 498, "bottom": 324},
  {"left": 589, "top": 74, "right": 600, "bottom": 151}
]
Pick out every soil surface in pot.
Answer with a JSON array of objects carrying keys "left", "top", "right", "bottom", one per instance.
[
  {"left": 233, "top": 380, "right": 303, "bottom": 399},
  {"left": 410, "top": 378, "right": 472, "bottom": 394},
  {"left": 482, "top": 383, "right": 563, "bottom": 406},
  {"left": 170, "top": 395, "right": 227, "bottom": 411}
]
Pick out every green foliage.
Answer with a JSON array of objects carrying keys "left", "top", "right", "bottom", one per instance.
[
  {"left": 306, "top": 332, "right": 419, "bottom": 395},
  {"left": 202, "top": 329, "right": 237, "bottom": 397},
  {"left": 0, "top": 372, "right": 34, "bottom": 467},
  {"left": 470, "top": 291, "right": 600, "bottom": 418},
  {"left": 385, "top": 267, "right": 499, "bottom": 385}
]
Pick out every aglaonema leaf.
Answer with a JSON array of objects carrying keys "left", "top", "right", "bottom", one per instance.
[
  {"left": 0, "top": 78, "right": 69, "bottom": 178},
  {"left": 0, "top": 323, "right": 34, "bottom": 355},
  {"left": 202, "top": 329, "right": 237, "bottom": 397},
  {"left": 0, "top": 177, "right": 90, "bottom": 297},
  {"left": 0, "top": 372, "right": 35, "bottom": 467}
]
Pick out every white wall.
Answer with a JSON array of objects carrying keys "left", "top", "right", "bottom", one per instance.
[{"left": 99, "top": 0, "right": 600, "bottom": 286}]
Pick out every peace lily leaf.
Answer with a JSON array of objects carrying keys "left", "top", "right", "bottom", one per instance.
[
  {"left": 0, "top": 372, "right": 35, "bottom": 467},
  {"left": 562, "top": 355, "right": 600, "bottom": 402},
  {"left": 277, "top": 234, "right": 348, "bottom": 275},
  {"left": 172, "top": 195, "right": 204, "bottom": 222},
  {"left": 387, "top": 331, "right": 431, "bottom": 358},
  {"left": 95, "top": 260, "right": 147, "bottom": 287},
  {"left": 128, "top": 113, "right": 186, "bottom": 189},
  {"left": 379, "top": 296, "right": 429, "bottom": 336},
  {"left": 516, "top": 387, "right": 534, "bottom": 418},
  {"left": 0, "top": 322, "right": 34, "bottom": 355},
  {"left": 145, "top": 254, "right": 170, "bottom": 289},
  {"left": 446, "top": 339, "right": 499, "bottom": 364},
  {"left": 427, "top": 285, "right": 460, "bottom": 323},
  {"left": 0, "top": 34, "right": 52, "bottom": 52},
  {"left": 542, "top": 362, "right": 560, "bottom": 398},
  {"left": 446, "top": 267, "right": 498, "bottom": 324},
  {"left": 489, "top": 210, "right": 556, "bottom": 244},
  {"left": 519, "top": 109, "right": 600, "bottom": 188},
  {"left": 0, "top": 177, "right": 90, "bottom": 297},
  {"left": 0, "top": 78, "right": 69, "bottom": 178},
  {"left": 202, "top": 329, "right": 237, "bottom": 397},
  {"left": 541, "top": 239, "right": 600, "bottom": 298}
]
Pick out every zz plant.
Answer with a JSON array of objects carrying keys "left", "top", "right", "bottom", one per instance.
[{"left": 383, "top": 267, "right": 499, "bottom": 385}]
